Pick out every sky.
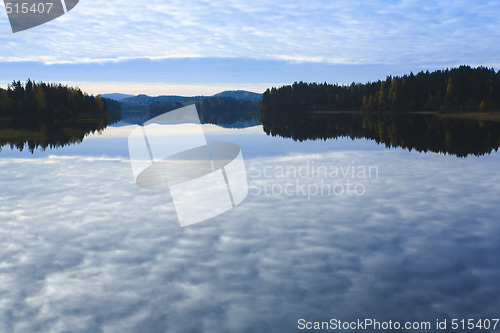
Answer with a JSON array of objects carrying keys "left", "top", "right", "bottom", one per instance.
[{"left": 1, "top": 0, "right": 499, "bottom": 95}]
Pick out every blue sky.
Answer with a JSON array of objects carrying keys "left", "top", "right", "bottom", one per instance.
[{"left": 1, "top": 0, "right": 499, "bottom": 95}]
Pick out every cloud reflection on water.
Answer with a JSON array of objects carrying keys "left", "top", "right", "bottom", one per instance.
[{"left": 0, "top": 128, "right": 500, "bottom": 332}]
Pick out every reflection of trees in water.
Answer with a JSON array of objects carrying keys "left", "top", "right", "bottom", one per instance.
[
  {"left": 262, "top": 112, "right": 500, "bottom": 157},
  {"left": 148, "top": 97, "right": 259, "bottom": 125},
  {"left": 0, "top": 118, "right": 109, "bottom": 153}
]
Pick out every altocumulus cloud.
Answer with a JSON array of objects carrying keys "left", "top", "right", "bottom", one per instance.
[
  {"left": 1, "top": 143, "right": 500, "bottom": 332},
  {"left": 0, "top": 0, "right": 499, "bottom": 66}
]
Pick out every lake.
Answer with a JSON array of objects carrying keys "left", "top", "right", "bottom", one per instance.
[{"left": 1, "top": 114, "right": 500, "bottom": 332}]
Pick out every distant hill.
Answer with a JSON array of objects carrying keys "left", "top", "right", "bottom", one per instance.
[
  {"left": 118, "top": 90, "right": 263, "bottom": 124},
  {"left": 100, "top": 93, "right": 135, "bottom": 101},
  {"left": 213, "top": 90, "right": 262, "bottom": 101},
  {"left": 121, "top": 94, "right": 205, "bottom": 106},
  {"left": 148, "top": 96, "right": 260, "bottom": 125},
  {"left": 120, "top": 90, "right": 262, "bottom": 107}
]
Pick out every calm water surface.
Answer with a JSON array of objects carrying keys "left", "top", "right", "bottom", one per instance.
[{"left": 1, "top": 119, "right": 499, "bottom": 332}]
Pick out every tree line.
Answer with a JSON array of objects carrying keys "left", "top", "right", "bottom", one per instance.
[
  {"left": 260, "top": 66, "right": 500, "bottom": 115},
  {"left": 0, "top": 80, "right": 122, "bottom": 128}
]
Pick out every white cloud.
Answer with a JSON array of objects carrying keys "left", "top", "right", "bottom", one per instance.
[{"left": 0, "top": 0, "right": 499, "bottom": 66}]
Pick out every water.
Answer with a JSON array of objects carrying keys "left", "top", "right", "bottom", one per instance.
[{"left": 1, "top": 118, "right": 500, "bottom": 332}]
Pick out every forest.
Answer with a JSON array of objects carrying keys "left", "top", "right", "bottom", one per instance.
[
  {"left": 260, "top": 66, "right": 500, "bottom": 115},
  {"left": 0, "top": 80, "right": 122, "bottom": 152},
  {"left": 0, "top": 80, "right": 122, "bottom": 126}
]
